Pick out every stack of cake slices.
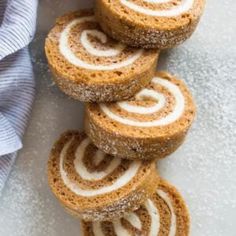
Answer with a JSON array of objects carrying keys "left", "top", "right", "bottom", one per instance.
[{"left": 45, "top": 1, "right": 205, "bottom": 235}]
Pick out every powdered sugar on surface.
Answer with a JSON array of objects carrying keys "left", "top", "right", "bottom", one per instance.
[{"left": 0, "top": 0, "right": 236, "bottom": 236}]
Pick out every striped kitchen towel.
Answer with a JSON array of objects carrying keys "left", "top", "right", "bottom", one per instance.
[{"left": 0, "top": 0, "right": 38, "bottom": 193}]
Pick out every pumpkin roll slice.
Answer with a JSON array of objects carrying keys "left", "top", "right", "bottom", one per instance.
[
  {"left": 47, "top": 131, "right": 159, "bottom": 221},
  {"left": 45, "top": 10, "right": 159, "bottom": 102},
  {"left": 82, "top": 178, "right": 190, "bottom": 235},
  {"left": 95, "top": 0, "right": 205, "bottom": 49},
  {"left": 85, "top": 71, "right": 196, "bottom": 160}
]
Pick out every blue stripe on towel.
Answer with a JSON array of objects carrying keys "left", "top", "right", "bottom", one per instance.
[{"left": 0, "top": 0, "right": 38, "bottom": 192}]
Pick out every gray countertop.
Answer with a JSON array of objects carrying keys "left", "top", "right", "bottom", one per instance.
[{"left": 0, "top": 0, "right": 236, "bottom": 235}]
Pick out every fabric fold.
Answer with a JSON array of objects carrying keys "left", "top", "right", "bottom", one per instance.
[
  {"left": 0, "top": 0, "right": 38, "bottom": 192},
  {"left": 0, "top": 0, "right": 37, "bottom": 60},
  {"left": 0, "top": 113, "right": 22, "bottom": 156}
]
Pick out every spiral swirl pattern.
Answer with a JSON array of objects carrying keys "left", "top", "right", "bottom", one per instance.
[
  {"left": 92, "top": 188, "right": 176, "bottom": 236},
  {"left": 100, "top": 76, "right": 185, "bottom": 127},
  {"left": 59, "top": 137, "right": 141, "bottom": 197},
  {"left": 59, "top": 16, "right": 143, "bottom": 70}
]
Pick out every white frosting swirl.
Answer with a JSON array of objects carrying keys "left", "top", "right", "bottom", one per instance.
[
  {"left": 157, "top": 189, "right": 177, "bottom": 236},
  {"left": 92, "top": 188, "right": 176, "bottom": 235},
  {"left": 59, "top": 16, "right": 143, "bottom": 70},
  {"left": 100, "top": 76, "right": 185, "bottom": 127},
  {"left": 144, "top": 199, "right": 160, "bottom": 235},
  {"left": 120, "top": 0, "right": 194, "bottom": 17},
  {"left": 80, "top": 29, "right": 126, "bottom": 57},
  {"left": 59, "top": 138, "right": 141, "bottom": 197},
  {"left": 118, "top": 88, "right": 166, "bottom": 114},
  {"left": 123, "top": 213, "right": 142, "bottom": 230},
  {"left": 74, "top": 138, "right": 121, "bottom": 181}
]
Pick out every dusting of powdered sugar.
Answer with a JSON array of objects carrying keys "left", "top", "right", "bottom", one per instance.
[
  {"left": 157, "top": 1, "right": 236, "bottom": 235},
  {"left": 0, "top": 0, "right": 236, "bottom": 236}
]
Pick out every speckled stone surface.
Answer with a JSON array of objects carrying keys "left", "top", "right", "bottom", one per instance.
[{"left": 0, "top": 0, "right": 235, "bottom": 236}]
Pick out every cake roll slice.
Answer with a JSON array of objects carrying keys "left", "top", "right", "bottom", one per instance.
[
  {"left": 85, "top": 71, "right": 196, "bottom": 160},
  {"left": 47, "top": 131, "right": 159, "bottom": 221},
  {"left": 82, "top": 178, "right": 190, "bottom": 235},
  {"left": 95, "top": 0, "right": 205, "bottom": 49},
  {"left": 45, "top": 9, "right": 159, "bottom": 102}
]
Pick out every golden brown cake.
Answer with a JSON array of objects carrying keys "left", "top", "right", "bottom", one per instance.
[
  {"left": 81, "top": 178, "right": 190, "bottom": 235},
  {"left": 85, "top": 71, "right": 196, "bottom": 160},
  {"left": 95, "top": 0, "right": 205, "bottom": 49},
  {"left": 47, "top": 131, "right": 159, "bottom": 221},
  {"left": 45, "top": 10, "right": 159, "bottom": 102}
]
